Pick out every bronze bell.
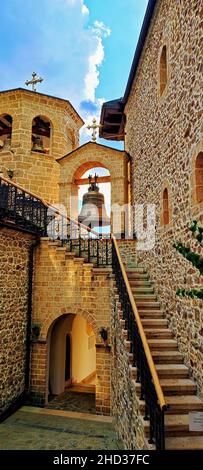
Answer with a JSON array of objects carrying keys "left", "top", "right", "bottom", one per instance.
[
  {"left": 32, "top": 135, "right": 44, "bottom": 153},
  {"left": 3, "top": 135, "right": 11, "bottom": 149},
  {"left": 78, "top": 174, "right": 110, "bottom": 228}
]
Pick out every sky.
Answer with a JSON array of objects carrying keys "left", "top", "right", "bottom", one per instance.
[{"left": 0, "top": 0, "right": 148, "bottom": 148}]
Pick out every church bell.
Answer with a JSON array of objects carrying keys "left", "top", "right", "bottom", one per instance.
[
  {"left": 78, "top": 174, "right": 110, "bottom": 228},
  {"left": 32, "top": 135, "right": 44, "bottom": 153}
]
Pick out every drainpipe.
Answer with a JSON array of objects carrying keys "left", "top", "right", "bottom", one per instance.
[{"left": 25, "top": 238, "right": 40, "bottom": 392}]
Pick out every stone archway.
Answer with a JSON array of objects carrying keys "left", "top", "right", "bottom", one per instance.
[
  {"left": 57, "top": 141, "right": 129, "bottom": 233},
  {"left": 47, "top": 313, "right": 96, "bottom": 400}
]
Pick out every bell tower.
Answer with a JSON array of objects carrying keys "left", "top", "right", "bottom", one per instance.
[{"left": 0, "top": 88, "right": 84, "bottom": 203}]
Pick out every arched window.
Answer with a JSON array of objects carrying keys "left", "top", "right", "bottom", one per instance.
[
  {"left": 162, "top": 188, "right": 169, "bottom": 225},
  {"left": 66, "top": 128, "right": 76, "bottom": 151},
  {"left": 32, "top": 115, "right": 51, "bottom": 154},
  {"left": 0, "top": 114, "right": 12, "bottom": 150},
  {"left": 160, "top": 45, "right": 168, "bottom": 96},
  {"left": 195, "top": 152, "right": 203, "bottom": 204}
]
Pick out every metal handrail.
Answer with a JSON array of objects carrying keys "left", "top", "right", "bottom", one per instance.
[
  {"left": 112, "top": 235, "right": 166, "bottom": 409},
  {"left": 0, "top": 176, "right": 99, "bottom": 237}
]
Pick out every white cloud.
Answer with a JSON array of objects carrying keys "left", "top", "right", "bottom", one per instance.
[
  {"left": 81, "top": 3, "right": 89, "bottom": 15},
  {"left": 0, "top": 0, "right": 110, "bottom": 145},
  {"left": 92, "top": 20, "right": 111, "bottom": 38},
  {"left": 84, "top": 37, "right": 104, "bottom": 102},
  {"left": 83, "top": 21, "right": 111, "bottom": 104},
  {"left": 64, "top": 0, "right": 89, "bottom": 16}
]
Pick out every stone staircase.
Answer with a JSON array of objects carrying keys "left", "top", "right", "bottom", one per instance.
[{"left": 122, "top": 264, "right": 203, "bottom": 450}]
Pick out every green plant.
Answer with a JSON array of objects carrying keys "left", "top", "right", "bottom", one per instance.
[
  {"left": 174, "top": 221, "right": 203, "bottom": 299},
  {"left": 189, "top": 220, "right": 203, "bottom": 244}
]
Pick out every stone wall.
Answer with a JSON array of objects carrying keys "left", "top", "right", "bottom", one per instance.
[
  {"left": 117, "top": 240, "right": 137, "bottom": 266},
  {"left": 30, "top": 239, "right": 112, "bottom": 414},
  {"left": 0, "top": 89, "right": 83, "bottom": 203},
  {"left": 125, "top": 0, "right": 203, "bottom": 393},
  {"left": 0, "top": 228, "right": 34, "bottom": 415},
  {"left": 110, "top": 277, "right": 150, "bottom": 450}
]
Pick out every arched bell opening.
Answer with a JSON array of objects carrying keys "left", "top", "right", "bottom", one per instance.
[
  {"left": 47, "top": 314, "right": 96, "bottom": 407},
  {"left": 31, "top": 115, "right": 52, "bottom": 155},
  {"left": 76, "top": 165, "right": 111, "bottom": 235},
  {"left": 0, "top": 114, "right": 13, "bottom": 150}
]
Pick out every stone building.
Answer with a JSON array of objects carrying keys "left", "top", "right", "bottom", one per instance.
[
  {"left": 100, "top": 0, "right": 203, "bottom": 450},
  {"left": 0, "top": 0, "right": 203, "bottom": 452}
]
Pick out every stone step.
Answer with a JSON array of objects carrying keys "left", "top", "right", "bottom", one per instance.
[
  {"left": 144, "top": 329, "right": 173, "bottom": 339},
  {"left": 139, "top": 395, "right": 203, "bottom": 415},
  {"left": 127, "top": 273, "right": 149, "bottom": 280},
  {"left": 139, "top": 310, "right": 164, "bottom": 319},
  {"left": 128, "top": 280, "right": 152, "bottom": 287},
  {"left": 148, "top": 339, "right": 178, "bottom": 350},
  {"left": 141, "top": 319, "right": 168, "bottom": 328},
  {"left": 126, "top": 267, "right": 146, "bottom": 273},
  {"left": 165, "top": 395, "right": 203, "bottom": 414},
  {"left": 166, "top": 436, "right": 203, "bottom": 450},
  {"left": 133, "top": 294, "right": 157, "bottom": 301},
  {"left": 130, "top": 365, "right": 189, "bottom": 381},
  {"left": 152, "top": 350, "right": 183, "bottom": 364},
  {"left": 155, "top": 364, "right": 189, "bottom": 379},
  {"left": 134, "top": 379, "right": 196, "bottom": 396},
  {"left": 49, "top": 241, "right": 61, "bottom": 246},
  {"left": 130, "top": 286, "right": 154, "bottom": 294},
  {"left": 159, "top": 379, "right": 196, "bottom": 395},
  {"left": 143, "top": 414, "right": 203, "bottom": 437},
  {"left": 136, "top": 301, "right": 160, "bottom": 309}
]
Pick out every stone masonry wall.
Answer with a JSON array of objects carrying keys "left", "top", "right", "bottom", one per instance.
[
  {"left": 117, "top": 240, "right": 137, "bottom": 266},
  {"left": 125, "top": 0, "right": 203, "bottom": 393},
  {"left": 30, "top": 239, "right": 112, "bottom": 414},
  {"left": 110, "top": 277, "right": 150, "bottom": 450},
  {"left": 0, "top": 228, "right": 34, "bottom": 415}
]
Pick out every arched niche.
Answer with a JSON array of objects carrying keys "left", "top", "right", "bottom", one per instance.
[
  {"left": 31, "top": 115, "right": 52, "bottom": 155},
  {"left": 0, "top": 114, "right": 13, "bottom": 150}
]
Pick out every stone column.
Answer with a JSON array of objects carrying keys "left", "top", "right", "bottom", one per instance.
[{"left": 96, "top": 344, "right": 111, "bottom": 416}]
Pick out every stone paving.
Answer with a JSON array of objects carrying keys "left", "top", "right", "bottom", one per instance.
[
  {"left": 0, "top": 407, "right": 124, "bottom": 450},
  {"left": 47, "top": 391, "right": 96, "bottom": 414}
]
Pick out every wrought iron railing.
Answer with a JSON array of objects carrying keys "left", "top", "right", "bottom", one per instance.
[
  {"left": 0, "top": 177, "right": 48, "bottom": 235},
  {"left": 48, "top": 216, "right": 112, "bottom": 267},
  {"left": 0, "top": 176, "right": 111, "bottom": 266},
  {"left": 112, "top": 235, "right": 167, "bottom": 450}
]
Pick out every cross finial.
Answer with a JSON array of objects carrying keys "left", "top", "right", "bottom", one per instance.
[
  {"left": 87, "top": 118, "right": 102, "bottom": 142},
  {"left": 25, "top": 72, "right": 44, "bottom": 92}
]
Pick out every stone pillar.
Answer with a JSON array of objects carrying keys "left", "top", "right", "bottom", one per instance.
[
  {"left": 96, "top": 344, "right": 111, "bottom": 416},
  {"left": 30, "top": 340, "right": 47, "bottom": 406}
]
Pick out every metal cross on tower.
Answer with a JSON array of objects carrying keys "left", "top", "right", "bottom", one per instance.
[
  {"left": 87, "top": 118, "right": 102, "bottom": 142},
  {"left": 25, "top": 72, "right": 44, "bottom": 92}
]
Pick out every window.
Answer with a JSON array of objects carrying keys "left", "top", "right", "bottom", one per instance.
[
  {"left": 32, "top": 115, "right": 51, "bottom": 154},
  {"left": 160, "top": 45, "right": 168, "bottom": 96},
  {"left": 195, "top": 152, "right": 203, "bottom": 204},
  {"left": 66, "top": 128, "right": 76, "bottom": 151},
  {"left": 0, "top": 114, "right": 12, "bottom": 150},
  {"left": 162, "top": 187, "right": 169, "bottom": 226}
]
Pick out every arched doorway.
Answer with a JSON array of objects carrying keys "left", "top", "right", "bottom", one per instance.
[{"left": 47, "top": 314, "right": 96, "bottom": 412}]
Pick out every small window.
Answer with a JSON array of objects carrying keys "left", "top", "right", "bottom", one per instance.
[
  {"left": 32, "top": 115, "right": 51, "bottom": 154},
  {"left": 0, "top": 114, "right": 12, "bottom": 150},
  {"left": 67, "top": 128, "right": 76, "bottom": 151},
  {"left": 195, "top": 152, "right": 203, "bottom": 204},
  {"left": 160, "top": 45, "right": 168, "bottom": 96},
  {"left": 162, "top": 188, "right": 169, "bottom": 225}
]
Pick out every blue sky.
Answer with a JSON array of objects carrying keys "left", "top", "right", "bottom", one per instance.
[{"left": 0, "top": 0, "right": 148, "bottom": 147}]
